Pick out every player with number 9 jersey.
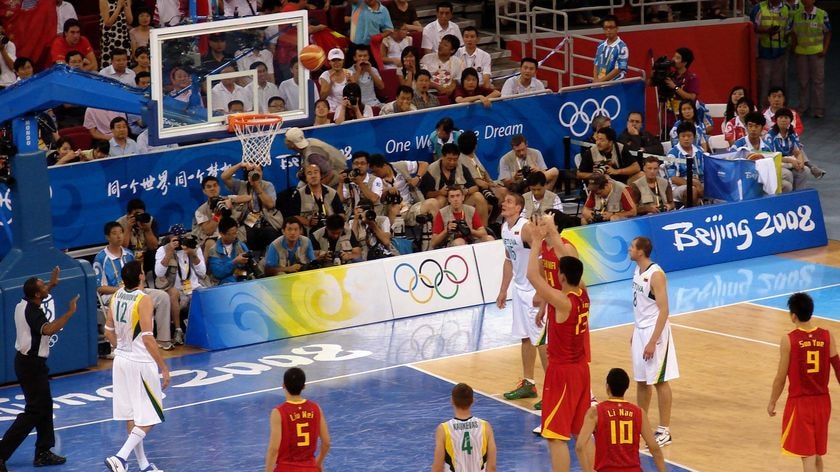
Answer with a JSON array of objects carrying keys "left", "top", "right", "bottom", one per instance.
[
  {"left": 782, "top": 327, "right": 832, "bottom": 456},
  {"left": 594, "top": 400, "right": 643, "bottom": 471}
]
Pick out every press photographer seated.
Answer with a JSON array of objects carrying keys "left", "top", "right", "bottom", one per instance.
[
  {"left": 115, "top": 198, "right": 160, "bottom": 273},
  {"left": 154, "top": 224, "right": 207, "bottom": 345},
  {"left": 310, "top": 214, "right": 362, "bottom": 266},
  {"left": 631, "top": 156, "right": 675, "bottom": 215},
  {"left": 206, "top": 217, "right": 258, "bottom": 285},
  {"left": 264, "top": 220, "right": 316, "bottom": 276},
  {"left": 577, "top": 127, "right": 641, "bottom": 184},
  {"left": 350, "top": 200, "right": 399, "bottom": 261},
  {"left": 221, "top": 162, "right": 283, "bottom": 253},
  {"left": 192, "top": 176, "right": 239, "bottom": 255},
  {"left": 581, "top": 175, "right": 637, "bottom": 225},
  {"left": 430, "top": 185, "right": 494, "bottom": 249}
]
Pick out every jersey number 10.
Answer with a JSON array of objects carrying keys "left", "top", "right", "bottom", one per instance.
[{"left": 610, "top": 420, "right": 633, "bottom": 445}]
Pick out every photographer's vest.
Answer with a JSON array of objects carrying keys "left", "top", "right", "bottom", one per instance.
[
  {"left": 522, "top": 190, "right": 559, "bottom": 217},
  {"left": 594, "top": 181, "right": 629, "bottom": 213},
  {"left": 390, "top": 161, "right": 425, "bottom": 204},
  {"left": 500, "top": 148, "right": 541, "bottom": 176},
  {"left": 355, "top": 216, "right": 400, "bottom": 258},
  {"left": 792, "top": 8, "right": 828, "bottom": 55},
  {"left": 632, "top": 177, "right": 670, "bottom": 207},
  {"left": 191, "top": 201, "right": 243, "bottom": 246},
  {"left": 205, "top": 239, "right": 248, "bottom": 284},
  {"left": 304, "top": 138, "right": 348, "bottom": 186},
  {"left": 234, "top": 179, "right": 284, "bottom": 231},
  {"left": 311, "top": 227, "right": 354, "bottom": 253},
  {"left": 425, "top": 160, "right": 468, "bottom": 191},
  {"left": 459, "top": 153, "right": 491, "bottom": 182},
  {"left": 587, "top": 142, "right": 623, "bottom": 169},
  {"left": 299, "top": 185, "right": 340, "bottom": 219},
  {"left": 758, "top": 2, "right": 792, "bottom": 50},
  {"left": 439, "top": 204, "right": 477, "bottom": 230},
  {"left": 270, "top": 236, "right": 313, "bottom": 267}
]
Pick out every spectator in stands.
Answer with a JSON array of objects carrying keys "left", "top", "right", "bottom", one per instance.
[
  {"left": 430, "top": 185, "right": 493, "bottom": 248},
  {"left": 335, "top": 82, "right": 374, "bottom": 124},
  {"left": 132, "top": 46, "right": 151, "bottom": 75},
  {"left": 731, "top": 111, "right": 773, "bottom": 153},
  {"left": 311, "top": 214, "right": 362, "bottom": 265},
  {"left": 420, "top": 143, "right": 490, "bottom": 226},
  {"left": 12, "top": 57, "right": 33, "bottom": 81},
  {"left": 267, "top": 97, "right": 286, "bottom": 113},
  {"left": 278, "top": 56, "right": 301, "bottom": 110},
  {"left": 206, "top": 217, "right": 252, "bottom": 285},
  {"left": 154, "top": 224, "right": 204, "bottom": 345},
  {"left": 100, "top": 48, "right": 136, "bottom": 86},
  {"left": 352, "top": 45, "right": 384, "bottom": 107},
  {"left": 669, "top": 100, "right": 710, "bottom": 152},
  {"left": 47, "top": 138, "right": 108, "bottom": 166},
  {"left": 130, "top": 7, "right": 152, "bottom": 54},
  {"left": 251, "top": 62, "right": 280, "bottom": 113},
  {"left": 201, "top": 33, "right": 233, "bottom": 75},
  {"left": 666, "top": 121, "right": 706, "bottom": 204},
  {"left": 221, "top": 162, "right": 284, "bottom": 252},
  {"left": 458, "top": 130, "right": 505, "bottom": 212},
  {"left": 349, "top": 0, "right": 394, "bottom": 48},
  {"left": 284, "top": 127, "right": 348, "bottom": 188},
  {"left": 116, "top": 198, "right": 160, "bottom": 274},
  {"left": 223, "top": 0, "right": 259, "bottom": 16},
  {"left": 339, "top": 151, "right": 384, "bottom": 211},
  {"left": 156, "top": 0, "right": 184, "bottom": 26},
  {"left": 422, "top": 2, "right": 462, "bottom": 55},
  {"left": 412, "top": 69, "right": 440, "bottom": 109},
  {"left": 168, "top": 66, "right": 193, "bottom": 102},
  {"left": 228, "top": 98, "right": 247, "bottom": 114},
  {"left": 192, "top": 176, "right": 238, "bottom": 254},
  {"left": 724, "top": 97, "right": 754, "bottom": 145},
  {"left": 369, "top": 153, "right": 439, "bottom": 226},
  {"left": 458, "top": 26, "right": 492, "bottom": 89},
  {"left": 499, "top": 134, "right": 560, "bottom": 190},
  {"left": 398, "top": 47, "right": 418, "bottom": 88},
  {"left": 387, "top": 0, "right": 423, "bottom": 32},
  {"left": 592, "top": 15, "right": 629, "bottom": 83},
  {"left": 631, "top": 156, "right": 675, "bottom": 215},
  {"left": 211, "top": 65, "right": 253, "bottom": 115},
  {"left": 420, "top": 34, "right": 464, "bottom": 96},
  {"left": 381, "top": 22, "right": 413, "bottom": 70},
  {"left": 287, "top": 164, "right": 344, "bottom": 233},
  {"left": 427, "top": 117, "right": 462, "bottom": 160},
  {"left": 84, "top": 108, "right": 125, "bottom": 142},
  {"left": 351, "top": 199, "right": 398, "bottom": 260},
  {"left": 0, "top": 24, "right": 17, "bottom": 88},
  {"left": 581, "top": 174, "right": 637, "bottom": 225},
  {"left": 237, "top": 31, "right": 275, "bottom": 83},
  {"left": 664, "top": 47, "right": 699, "bottom": 128},
  {"left": 765, "top": 107, "right": 811, "bottom": 189},
  {"left": 379, "top": 85, "right": 417, "bottom": 115},
  {"left": 578, "top": 127, "right": 640, "bottom": 184},
  {"left": 108, "top": 117, "right": 138, "bottom": 157},
  {"left": 51, "top": 19, "right": 98, "bottom": 71},
  {"left": 617, "top": 111, "right": 664, "bottom": 156},
  {"left": 521, "top": 171, "right": 561, "bottom": 218},
  {"left": 453, "top": 67, "right": 500, "bottom": 106},
  {"left": 792, "top": 0, "right": 830, "bottom": 119},
  {"left": 94, "top": 221, "right": 173, "bottom": 350},
  {"left": 320, "top": 48, "right": 353, "bottom": 112},
  {"left": 762, "top": 87, "right": 805, "bottom": 136},
  {"left": 100, "top": 0, "right": 133, "bottom": 68},
  {"left": 312, "top": 99, "right": 333, "bottom": 125},
  {"left": 723, "top": 85, "right": 749, "bottom": 132},
  {"left": 56, "top": 0, "right": 78, "bottom": 35},
  {"left": 751, "top": 0, "right": 793, "bottom": 107},
  {"left": 264, "top": 219, "right": 315, "bottom": 276},
  {"left": 500, "top": 58, "right": 545, "bottom": 97}
]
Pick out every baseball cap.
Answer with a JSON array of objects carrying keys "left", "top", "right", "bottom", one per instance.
[
  {"left": 327, "top": 48, "right": 344, "bottom": 61},
  {"left": 169, "top": 223, "right": 189, "bottom": 236},
  {"left": 285, "top": 127, "right": 310, "bottom": 148}
]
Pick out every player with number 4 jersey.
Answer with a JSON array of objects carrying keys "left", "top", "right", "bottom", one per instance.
[{"left": 432, "top": 383, "right": 497, "bottom": 472}]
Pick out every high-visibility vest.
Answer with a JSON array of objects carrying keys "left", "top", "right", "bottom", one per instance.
[
  {"left": 758, "top": 2, "right": 792, "bottom": 50},
  {"left": 792, "top": 8, "right": 828, "bottom": 55}
]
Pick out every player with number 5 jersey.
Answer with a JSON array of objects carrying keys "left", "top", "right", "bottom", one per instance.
[{"left": 432, "top": 383, "right": 497, "bottom": 472}]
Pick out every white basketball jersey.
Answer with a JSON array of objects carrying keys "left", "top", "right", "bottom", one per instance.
[
  {"left": 110, "top": 288, "right": 154, "bottom": 363},
  {"left": 501, "top": 217, "right": 532, "bottom": 290},
  {"left": 632, "top": 263, "right": 664, "bottom": 329},
  {"left": 442, "top": 417, "right": 490, "bottom": 472}
]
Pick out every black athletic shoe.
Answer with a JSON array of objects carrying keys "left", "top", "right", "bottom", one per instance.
[{"left": 33, "top": 450, "right": 66, "bottom": 467}]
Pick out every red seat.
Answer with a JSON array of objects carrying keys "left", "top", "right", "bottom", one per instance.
[
  {"left": 380, "top": 68, "right": 399, "bottom": 102},
  {"left": 328, "top": 5, "right": 348, "bottom": 34},
  {"left": 310, "top": 9, "right": 329, "bottom": 27},
  {"left": 437, "top": 94, "right": 451, "bottom": 106},
  {"left": 369, "top": 33, "right": 384, "bottom": 69},
  {"left": 78, "top": 14, "right": 102, "bottom": 58},
  {"left": 58, "top": 126, "right": 93, "bottom": 151},
  {"left": 410, "top": 31, "right": 422, "bottom": 52},
  {"left": 73, "top": 0, "right": 100, "bottom": 16}
]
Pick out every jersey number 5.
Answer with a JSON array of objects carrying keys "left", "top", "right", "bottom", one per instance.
[{"left": 296, "top": 422, "right": 310, "bottom": 447}]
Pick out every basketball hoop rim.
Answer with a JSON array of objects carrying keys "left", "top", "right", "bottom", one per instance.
[{"left": 227, "top": 113, "right": 284, "bottom": 132}]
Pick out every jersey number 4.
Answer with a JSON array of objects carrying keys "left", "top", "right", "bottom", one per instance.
[
  {"left": 610, "top": 420, "right": 633, "bottom": 445},
  {"left": 461, "top": 432, "right": 473, "bottom": 454}
]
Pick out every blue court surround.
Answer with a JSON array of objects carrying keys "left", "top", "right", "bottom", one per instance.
[{"left": 1, "top": 254, "right": 834, "bottom": 471}]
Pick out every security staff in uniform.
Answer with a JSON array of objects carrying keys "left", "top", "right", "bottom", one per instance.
[{"left": 0, "top": 268, "right": 79, "bottom": 471}]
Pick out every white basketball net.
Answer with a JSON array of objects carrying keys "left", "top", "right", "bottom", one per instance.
[{"left": 230, "top": 115, "right": 284, "bottom": 167}]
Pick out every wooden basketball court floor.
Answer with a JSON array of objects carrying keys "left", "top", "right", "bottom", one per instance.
[{"left": 2, "top": 243, "right": 840, "bottom": 471}]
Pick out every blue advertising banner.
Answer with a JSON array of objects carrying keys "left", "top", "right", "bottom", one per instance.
[
  {"left": 703, "top": 151, "right": 782, "bottom": 202},
  {"left": 0, "top": 81, "right": 645, "bottom": 255}
]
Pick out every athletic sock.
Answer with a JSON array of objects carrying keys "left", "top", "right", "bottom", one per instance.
[
  {"left": 134, "top": 439, "right": 149, "bottom": 470},
  {"left": 117, "top": 427, "right": 146, "bottom": 460},
  {"left": 524, "top": 378, "right": 535, "bottom": 385},
  {"left": 657, "top": 425, "right": 670, "bottom": 434}
]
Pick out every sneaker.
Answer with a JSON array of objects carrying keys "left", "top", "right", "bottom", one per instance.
[
  {"left": 503, "top": 379, "right": 538, "bottom": 400},
  {"left": 533, "top": 400, "right": 542, "bottom": 410},
  {"left": 34, "top": 450, "right": 66, "bottom": 466},
  {"left": 173, "top": 329, "right": 185, "bottom": 345},
  {"left": 104, "top": 456, "right": 127, "bottom": 472},
  {"left": 158, "top": 341, "right": 174, "bottom": 351},
  {"left": 532, "top": 425, "right": 542, "bottom": 434},
  {"left": 809, "top": 165, "right": 827, "bottom": 179},
  {"left": 140, "top": 463, "right": 162, "bottom": 471},
  {"left": 654, "top": 430, "right": 672, "bottom": 447}
]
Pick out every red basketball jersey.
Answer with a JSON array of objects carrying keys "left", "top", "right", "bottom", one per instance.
[
  {"left": 274, "top": 399, "right": 321, "bottom": 470},
  {"left": 547, "top": 288, "right": 590, "bottom": 364},
  {"left": 594, "top": 400, "right": 643, "bottom": 472},
  {"left": 787, "top": 327, "right": 831, "bottom": 398},
  {"left": 540, "top": 238, "right": 573, "bottom": 289}
]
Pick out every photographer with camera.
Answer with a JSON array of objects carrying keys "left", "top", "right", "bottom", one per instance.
[
  {"left": 206, "top": 217, "right": 258, "bottom": 285},
  {"left": 459, "top": 131, "right": 505, "bottom": 219},
  {"left": 352, "top": 200, "right": 399, "bottom": 260},
  {"left": 420, "top": 143, "right": 490, "bottom": 228},
  {"left": 154, "top": 224, "right": 206, "bottom": 345},
  {"left": 287, "top": 164, "right": 345, "bottom": 234},
  {"left": 339, "top": 151, "right": 384, "bottom": 213},
  {"left": 192, "top": 176, "right": 238, "bottom": 255},
  {"left": 631, "top": 156, "right": 675, "bottom": 216},
  {"left": 498, "top": 134, "right": 559, "bottom": 192},
  {"left": 368, "top": 154, "right": 439, "bottom": 231},
  {"left": 116, "top": 198, "right": 160, "bottom": 273},
  {"left": 221, "top": 161, "right": 283, "bottom": 253},
  {"left": 264, "top": 220, "right": 316, "bottom": 276},
  {"left": 0, "top": 24, "right": 17, "bottom": 88},
  {"left": 577, "top": 127, "right": 641, "bottom": 185},
  {"left": 310, "top": 214, "right": 362, "bottom": 266},
  {"left": 284, "top": 127, "right": 348, "bottom": 189},
  {"left": 582, "top": 175, "right": 637, "bottom": 225},
  {"left": 334, "top": 82, "right": 374, "bottom": 125},
  {"left": 430, "top": 185, "right": 494, "bottom": 249},
  {"left": 655, "top": 48, "right": 699, "bottom": 129}
]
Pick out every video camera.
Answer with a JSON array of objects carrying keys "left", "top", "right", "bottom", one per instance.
[{"left": 650, "top": 56, "right": 676, "bottom": 100}]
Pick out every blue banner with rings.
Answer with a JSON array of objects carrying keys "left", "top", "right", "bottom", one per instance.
[{"left": 0, "top": 81, "right": 644, "bottom": 255}]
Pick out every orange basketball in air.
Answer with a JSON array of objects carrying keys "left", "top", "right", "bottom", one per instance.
[{"left": 299, "top": 44, "right": 326, "bottom": 71}]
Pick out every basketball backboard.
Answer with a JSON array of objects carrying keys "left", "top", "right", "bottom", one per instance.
[{"left": 148, "top": 11, "right": 311, "bottom": 144}]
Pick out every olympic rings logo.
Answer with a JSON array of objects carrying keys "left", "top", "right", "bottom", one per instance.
[
  {"left": 393, "top": 255, "right": 470, "bottom": 304},
  {"left": 558, "top": 95, "right": 622, "bottom": 137}
]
